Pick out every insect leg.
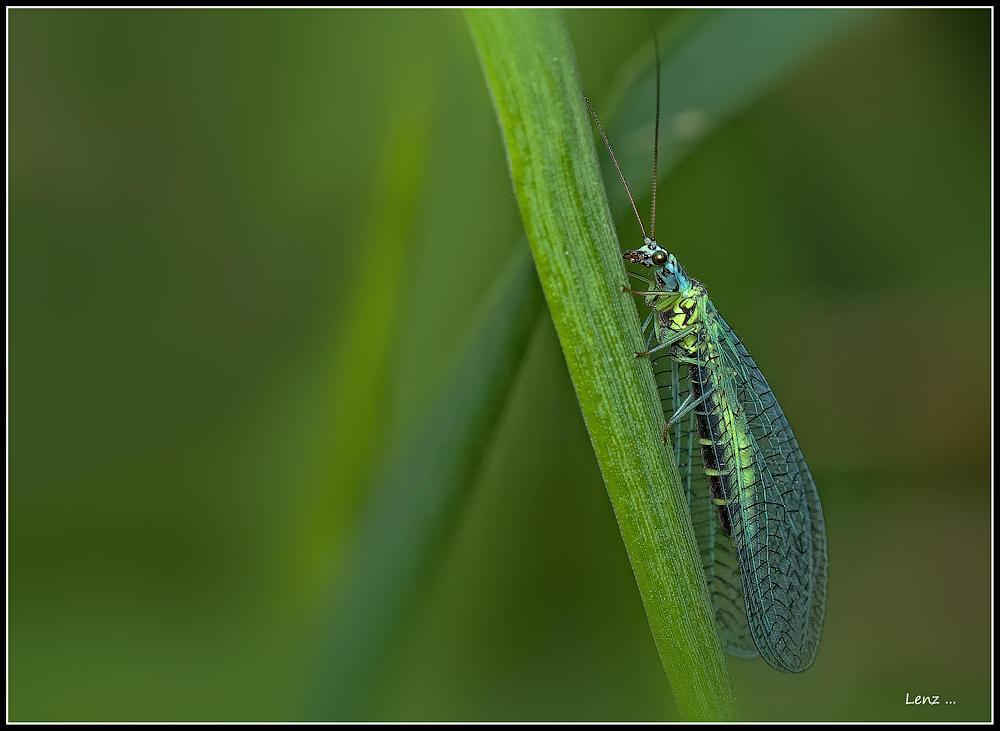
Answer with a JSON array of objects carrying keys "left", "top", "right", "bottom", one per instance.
[
  {"left": 670, "top": 355, "right": 709, "bottom": 367},
  {"left": 664, "top": 384, "right": 714, "bottom": 434},
  {"left": 669, "top": 359, "right": 683, "bottom": 466},
  {"left": 640, "top": 310, "right": 654, "bottom": 335},
  {"left": 634, "top": 325, "right": 697, "bottom": 358}
]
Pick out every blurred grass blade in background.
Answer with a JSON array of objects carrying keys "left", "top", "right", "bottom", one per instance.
[
  {"left": 293, "top": 63, "right": 441, "bottom": 581},
  {"left": 304, "top": 246, "right": 542, "bottom": 719},
  {"left": 602, "top": 8, "right": 869, "bottom": 215}
]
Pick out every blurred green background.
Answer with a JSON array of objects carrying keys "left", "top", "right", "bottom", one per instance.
[{"left": 8, "top": 8, "right": 990, "bottom": 722}]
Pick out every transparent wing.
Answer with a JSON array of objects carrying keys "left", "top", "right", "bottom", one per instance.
[
  {"left": 705, "top": 304, "right": 828, "bottom": 672},
  {"left": 652, "top": 355, "right": 758, "bottom": 659}
]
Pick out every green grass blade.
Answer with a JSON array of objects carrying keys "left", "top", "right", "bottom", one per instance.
[
  {"left": 467, "top": 9, "right": 737, "bottom": 721},
  {"left": 302, "top": 246, "right": 543, "bottom": 719}
]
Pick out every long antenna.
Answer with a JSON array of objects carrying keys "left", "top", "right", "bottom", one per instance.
[
  {"left": 584, "top": 92, "right": 647, "bottom": 242},
  {"left": 649, "top": 23, "right": 661, "bottom": 242}
]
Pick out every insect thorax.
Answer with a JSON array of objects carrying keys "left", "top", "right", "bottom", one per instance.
[{"left": 655, "top": 282, "right": 705, "bottom": 356}]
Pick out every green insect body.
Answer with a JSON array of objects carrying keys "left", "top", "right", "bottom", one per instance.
[
  {"left": 585, "top": 28, "right": 827, "bottom": 671},
  {"left": 624, "top": 238, "right": 828, "bottom": 672}
]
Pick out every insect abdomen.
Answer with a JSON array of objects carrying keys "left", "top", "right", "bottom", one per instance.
[
  {"left": 689, "top": 358, "right": 757, "bottom": 541},
  {"left": 689, "top": 364, "right": 733, "bottom": 537}
]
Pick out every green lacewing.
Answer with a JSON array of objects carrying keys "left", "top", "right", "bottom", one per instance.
[{"left": 584, "top": 30, "right": 828, "bottom": 672}]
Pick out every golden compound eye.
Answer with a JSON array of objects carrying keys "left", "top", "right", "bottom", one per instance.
[{"left": 652, "top": 252, "right": 667, "bottom": 266}]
